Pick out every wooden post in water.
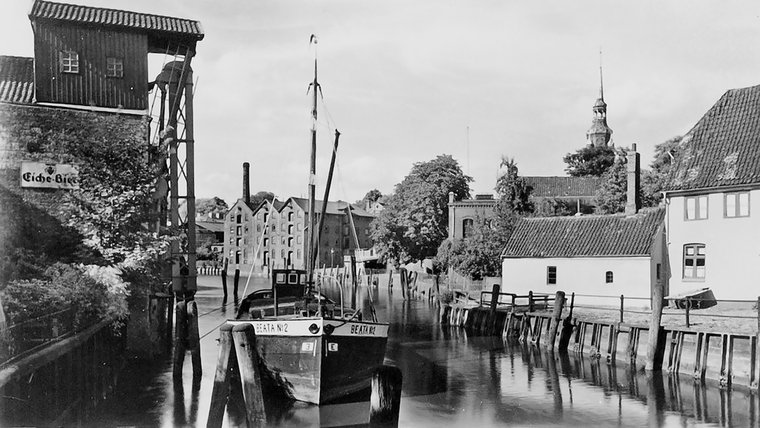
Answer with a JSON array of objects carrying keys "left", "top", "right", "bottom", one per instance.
[
  {"left": 399, "top": 268, "right": 407, "bottom": 300},
  {"left": 620, "top": 294, "right": 625, "bottom": 323},
  {"left": 558, "top": 292, "right": 575, "bottom": 351},
  {"left": 232, "top": 324, "right": 266, "bottom": 426},
  {"left": 173, "top": 300, "right": 187, "bottom": 379},
  {"left": 207, "top": 323, "right": 236, "bottom": 428},
  {"left": 388, "top": 269, "right": 393, "bottom": 290},
  {"left": 528, "top": 291, "right": 534, "bottom": 312},
  {"left": 369, "top": 365, "right": 403, "bottom": 427},
  {"left": 547, "top": 291, "right": 565, "bottom": 349},
  {"left": 233, "top": 268, "right": 240, "bottom": 297},
  {"left": 646, "top": 280, "right": 665, "bottom": 371},
  {"left": 489, "top": 284, "right": 500, "bottom": 334},
  {"left": 187, "top": 300, "right": 202, "bottom": 378},
  {"left": 221, "top": 257, "right": 229, "bottom": 297}
]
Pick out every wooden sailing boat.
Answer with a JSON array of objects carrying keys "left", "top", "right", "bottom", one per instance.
[{"left": 230, "top": 36, "right": 389, "bottom": 405}]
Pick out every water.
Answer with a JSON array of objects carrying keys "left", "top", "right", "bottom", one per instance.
[{"left": 82, "top": 276, "right": 760, "bottom": 426}]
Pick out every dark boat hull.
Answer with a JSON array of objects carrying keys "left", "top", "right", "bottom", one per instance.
[{"left": 229, "top": 317, "right": 388, "bottom": 405}]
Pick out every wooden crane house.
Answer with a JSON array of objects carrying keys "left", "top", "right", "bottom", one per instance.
[{"left": 27, "top": 0, "right": 205, "bottom": 369}]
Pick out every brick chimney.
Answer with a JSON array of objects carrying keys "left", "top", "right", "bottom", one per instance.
[
  {"left": 243, "top": 162, "right": 251, "bottom": 206},
  {"left": 625, "top": 143, "right": 641, "bottom": 215}
]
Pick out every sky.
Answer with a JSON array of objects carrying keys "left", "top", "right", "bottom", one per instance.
[{"left": 3, "top": 0, "right": 760, "bottom": 206}]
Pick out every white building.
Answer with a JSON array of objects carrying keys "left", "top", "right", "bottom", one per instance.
[
  {"left": 500, "top": 146, "right": 670, "bottom": 306},
  {"left": 664, "top": 84, "right": 760, "bottom": 301}
]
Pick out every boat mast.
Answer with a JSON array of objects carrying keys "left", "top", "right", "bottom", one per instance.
[{"left": 307, "top": 36, "right": 319, "bottom": 289}]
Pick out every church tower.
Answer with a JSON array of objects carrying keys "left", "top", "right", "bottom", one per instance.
[{"left": 586, "top": 65, "right": 613, "bottom": 147}]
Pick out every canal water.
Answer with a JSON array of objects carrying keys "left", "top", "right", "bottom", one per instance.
[{"left": 84, "top": 275, "right": 758, "bottom": 427}]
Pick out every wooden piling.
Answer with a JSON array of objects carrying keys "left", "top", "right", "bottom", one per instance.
[
  {"left": 646, "top": 280, "right": 665, "bottom": 371},
  {"left": 187, "top": 300, "right": 202, "bottom": 378},
  {"left": 489, "top": 284, "right": 500, "bottom": 334},
  {"left": 369, "top": 365, "right": 403, "bottom": 427},
  {"left": 558, "top": 292, "right": 574, "bottom": 350},
  {"left": 547, "top": 291, "right": 566, "bottom": 349},
  {"left": 207, "top": 323, "right": 235, "bottom": 428},
  {"left": 231, "top": 324, "right": 266, "bottom": 426},
  {"left": 399, "top": 268, "right": 407, "bottom": 300},
  {"left": 233, "top": 269, "right": 240, "bottom": 296},
  {"left": 173, "top": 300, "right": 187, "bottom": 378}
]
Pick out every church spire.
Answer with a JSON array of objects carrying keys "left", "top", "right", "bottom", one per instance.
[{"left": 586, "top": 50, "right": 613, "bottom": 147}]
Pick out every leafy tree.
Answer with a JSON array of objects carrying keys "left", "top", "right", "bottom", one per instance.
[
  {"left": 196, "top": 197, "right": 228, "bottom": 219},
  {"left": 361, "top": 189, "right": 383, "bottom": 204},
  {"left": 371, "top": 155, "right": 471, "bottom": 264},
  {"left": 250, "top": 191, "right": 275, "bottom": 208},
  {"left": 435, "top": 156, "right": 530, "bottom": 279},
  {"left": 563, "top": 145, "right": 617, "bottom": 177},
  {"left": 642, "top": 136, "right": 682, "bottom": 207},
  {"left": 593, "top": 148, "right": 628, "bottom": 214}
]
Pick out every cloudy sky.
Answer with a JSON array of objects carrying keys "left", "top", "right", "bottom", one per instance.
[{"left": 3, "top": 1, "right": 760, "bottom": 205}]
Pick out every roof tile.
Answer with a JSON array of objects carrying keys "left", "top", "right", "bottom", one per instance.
[
  {"left": 502, "top": 207, "right": 665, "bottom": 258},
  {"left": 668, "top": 84, "right": 760, "bottom": 191},
  {"left": 0, "top": 56, "right": 34, "bottom": 104},
  {"left": 29, "top": 0, "right": 204, "bottom": 40}
]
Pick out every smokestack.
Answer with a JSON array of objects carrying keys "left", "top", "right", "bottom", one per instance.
[
  {"left": 243, "top": 162, "right": 251, "bottom": 206},
  {"left": 625, "top": 143, "right": 641, "bottom": 215}
]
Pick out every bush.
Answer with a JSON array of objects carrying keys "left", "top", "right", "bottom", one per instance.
[{"left": 1, "top": 263, "right": 129, "bottom": 331}]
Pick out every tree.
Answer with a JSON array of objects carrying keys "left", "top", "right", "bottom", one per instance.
[
  {"left": 196, "top": 197, "right": 228, "bottom": 220},
  {"left": 361, "top": 189, "right": 382, "bottom": 204},
  {"left": 371, "top": 155, "right": 471, "bottom": 264},
  {"left": 249, "top": 191, "right": 275, "bottom": 208},
  {"left": 593, "top": 154, "right": 628, "bottom": 214},
  {"left": 642, "top": 136, "right": 682, "bottom": 207},
  {"left": 434, "top": 156, "right": 531, "bottom": 280},
  {"left": 563, "top": 145, "right": 617, "bottom": 177}
]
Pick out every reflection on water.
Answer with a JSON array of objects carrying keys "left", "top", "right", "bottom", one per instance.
[{"left": 15, "top": 278, "right": 757, "bottom": 427}]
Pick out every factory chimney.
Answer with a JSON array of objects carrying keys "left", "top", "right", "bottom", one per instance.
[{"left": 243, "top": 162, "right": 251, "bottom": 206}]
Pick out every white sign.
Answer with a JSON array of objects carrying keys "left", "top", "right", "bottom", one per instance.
[{"left": 20, "top": 162, "right": 79, "bottom": 190}]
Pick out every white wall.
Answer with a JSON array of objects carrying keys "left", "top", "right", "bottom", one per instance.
[
  {"left": 666, "top": 189, "right": 760, "bottom": 301},
  {"left": 501, "top": 256, "right": 652, "bottom": 308}
]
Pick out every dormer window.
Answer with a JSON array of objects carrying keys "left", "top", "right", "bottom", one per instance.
[
  {"left": 106, "top": 57, "right": 124, "bottom": 78},
  {"left": 59, "top": 50, "right": 79, "bottom": 73}
]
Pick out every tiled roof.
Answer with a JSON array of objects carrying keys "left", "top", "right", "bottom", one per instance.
[
  {"left": 668, "top": 84, "right": 760, "bottom": 191},
  {"left": 501, "top": 207, "right": 664, "bottom": 258},
  {"left": 0, "top": 56, "right": 34, "bottom": 104},
  {"left": 522, "top": 176, "right": 602, "bottom": 198},
  {"left": 196, "top": 221, "right": 225, "bottom": 233},
  {"left": 29, "top": 0, "right": 204, "bottom": 40},
  {"left": 290, "top": 197, "right": 374, "bottom": 217}
]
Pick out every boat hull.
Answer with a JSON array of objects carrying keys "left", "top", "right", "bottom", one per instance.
[{"left": 229, "top": 317, "right": 388, "bottom": 405}]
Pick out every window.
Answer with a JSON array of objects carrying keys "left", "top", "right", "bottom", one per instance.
[
  {"left": 546, "top": 266, "right": 557, "bottom": 285},
  {"left": 106, "top": 57, "right": 123, "bottom": 78},
  {"left": 263, "top": 238, "right": 269, "bottom": 247},
  {"left": 257, "top": 224, "right": 261, "bottom": 232},
  {"left": 288, "top": 212, "right": 294, "bottom": 222},
  {"left": 685, "top": 195, "right": 708, "bottom": 220},
  {"left": 656, "top": 263, "right": 662, "bottom": 281},
  {"left": 236, "top": 226, "right": 242, "bottom": 235},
  {"left": 264, "top": 213, "right": 268, "bottom": 222},
  {"left": 59, "top": 50, "right": 79, "bottom": 73},
  {"left": 724, "top": 192, "right": 750, "bottom": 218},
  {"left": 236, "top": 214, "right": 242, "bottom": 224},
  {"left": 683, "top": 244, "right": 706, "bottom": 280},
  {"left": 288, "top": 225, "right": 294, "bottom": 235},
  {"left": 462, "top": 218, "right": 474, "bottom": 238},
  {"left": 297, "top": 235, "right": 302, "bottom": 244},
  {"left": 236, "top": 238, "right": 241, "bottom": 247},
  {"left": 288, "top": 237, "right": 294, "bottom": 247},
  {"left": 605, "top": 271, "right": 614, "bottom": 284}
]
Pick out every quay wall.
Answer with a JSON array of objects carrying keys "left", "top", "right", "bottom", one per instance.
[
  {"left": 0, "top": 320, "right": 126, "bottom": 426},
  {"left": 438, "top": 301, "right": 760, "bottom": 390}
]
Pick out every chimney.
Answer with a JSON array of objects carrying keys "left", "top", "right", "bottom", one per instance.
[
  {"left": 625, "top": 143, "right": 641, "bottom": 215},
  {"left": 243, "top": 162, "right": 251, "bottom": 206},
  {"left": 447, "top": 192, "right": 455, "bottom": 239}
]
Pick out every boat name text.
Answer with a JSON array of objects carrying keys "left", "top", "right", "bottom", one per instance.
[{"left": 350, "top": 325, "right": 376, "bottom": 335}]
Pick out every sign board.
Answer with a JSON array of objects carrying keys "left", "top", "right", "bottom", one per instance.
[{"left": 20, "top": 161, "right": 79, "bottom": 190}]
